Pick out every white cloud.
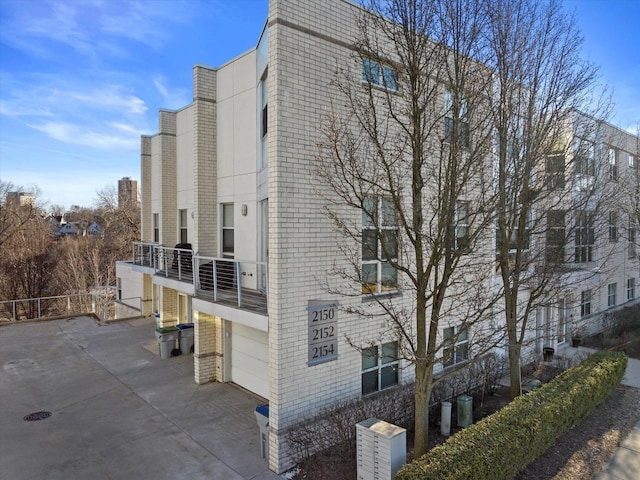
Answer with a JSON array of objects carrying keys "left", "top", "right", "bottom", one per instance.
[
  {"left": 0, "top": 0, "right": 198, "bottom": 61},
  {"left": 153, "top": 76, "right": 190, "bottom": 110},
  {"left": 29, "top": 121, "right": 141, "bottom": 150}
]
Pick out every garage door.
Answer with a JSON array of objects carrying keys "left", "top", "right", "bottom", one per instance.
[{"left": 230, "top": 323, "right": 269, "bottom": 398}]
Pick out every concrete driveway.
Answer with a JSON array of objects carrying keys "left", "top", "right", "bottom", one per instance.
[{"left": 0, "top": 316, "right": 279, "bottom": 480}]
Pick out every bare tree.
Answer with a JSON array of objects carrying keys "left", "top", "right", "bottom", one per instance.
[
  {"left": 0, "top": 181, "right": 42, "bottom": 248},
  {"left": 487, "top": 0, "right": 614, "bottom": 398},
  {"left": 95, "top": 184, "right": 140, "bottom": 261},
  {"left": 0, "top": 211, "right": 59, "bottom": 313},
  {"left": 315, "top": 0, "right": 502, "bottom": 456}
]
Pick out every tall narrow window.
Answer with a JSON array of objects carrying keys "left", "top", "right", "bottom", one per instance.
[
  {"left": 546, "top": 210, "right": 566, "bottom": 264},
  {"left": 179, "top": 209, "right": 188, "bottom": 244},
  {"left": 629, "top": 216, "right": 636, "bottom": 259},
  {"left": 545, "top": 153, "right": 565, "bottom": 190},
  {"left": 608, "top": 212, "right": 618, "bottom": 242},
  {"left": 629, "top": 155, "right": 635, "bottom": 169},
  {"left": 153, "top": 213, "right": 159, "bottom": 243},
  {"left": 222, "top": 204, "right": 234, "bottom": 258},
  {"left": 608, "top": 283, "right": 617, "bottom": 307},
  {"left": 628, "top": 278, "right": 636, "bottom": 301},
  {"left": 575, "top": 143, "right": 595, "bottom": 176},
  {"left": 609, "top": 148, "right": 618, "bottom": 180},
  {"left": 361, "top": 341, "right": 399, "bottom": 395},
  {"left": 454, "top": 201, "right": 470, "bottom": 251},
  {"left": 443, "top": 326, "right": 469, "bottom": 367},
  {"left": 574, "top": 210, "right": 594, "bottom": 263},
  {"left": 444, "top": 89, "right": 470, "bottom": 148},
  {"left": 557, "top": 298, "right": 567, "bottom": 344},
  {"left": 580, "top": 289, "right": 592, "bottom": 317},
  {"left": 259, "top": 78, "right": 268, "bottom": 169},
  {"left": 362, "top": 196, "right": 398, "bottom": 294}
]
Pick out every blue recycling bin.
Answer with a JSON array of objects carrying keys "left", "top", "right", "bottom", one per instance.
[
  {"left": 176, "top": 323, "right": 194, "bottom": 355},
  {"left": 255, "top": 404, "right": 269, "bottom": 459}
]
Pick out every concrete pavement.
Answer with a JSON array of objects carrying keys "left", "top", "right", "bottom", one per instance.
[
  {"left": 0, "top": 316, "right": 280, "bottom": 480},
  {"left": 596, "top": 355, "right": 640, "bottom": 480}
]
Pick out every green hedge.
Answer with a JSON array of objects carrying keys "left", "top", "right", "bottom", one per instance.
[{"left": 396, "top": 351, "right": 628, "bottom": 480}]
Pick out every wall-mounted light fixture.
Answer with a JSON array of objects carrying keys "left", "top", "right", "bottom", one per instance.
[{"left": 241, "top": 204, "right": 248, "bottom": 216}]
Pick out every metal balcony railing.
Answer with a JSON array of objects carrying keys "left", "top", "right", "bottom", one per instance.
[
  {"left": 155, "top": 245, "right": 194, "bottom": 282},
  {"left": 132, "top": 241, "right": 158, "bottom": 268},
  {"left": 194, "top": 255, "right": 268, "bottom": 315},
  {"left": 128, "top": 243, "right": 268, "bottom": 315},
  {"left": 0, "top": 294, "right": 141, "bottom": 323}
]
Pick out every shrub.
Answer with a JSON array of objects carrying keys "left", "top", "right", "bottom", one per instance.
[{"left": 395, "top": 351, "right": 627, "bottom": 480}]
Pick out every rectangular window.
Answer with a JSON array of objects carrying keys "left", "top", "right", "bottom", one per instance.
[
  {"left": 580, "top": 289, "right": 592, "bottom": 317},
  {"left": 362, "top": 196, "right": 398, "bottom": 294},
  {"left": 608, "top": 212, "right": 618, "bottom": 242},
  {"left": 454, "top": 201, "right": 470, "bottom": 251},
  {"left": 575, "top": 143, "right": 595, "bottom": 190},
  {"left": 361, "top": 341, "right": 399, "bottom": 395},
  {"left": 222, "top": 204, "right": 234, "bottom": 258},
  {"left": 574, "top": 210, "right": 594, "bottom": 263},
  {"left": 609, "top": 148, "right": 618, "bottom": 179},
  {"left": 362, "top": 59, "right": 397, "bottom": 91},
  {"left": 546, "top": 210, "right": 566, "bottom": 264},
  {"left": 444, "top": 89, "right": 470, "bottom": 148},
  {"left": 153, "top": 213, "right": 159, "bottom": 243},
  {"left": 116, "top": 278, "right": 122, "bottom": 300},
  {"left": 179, "top": 209, "right": 188, "bottom": 244},
  {"left": 261, "top": 80, "right": 268, "bottom": 138},
  {"left": 629, "top": 216, "right": 637, "bottom": 259},
  {"left": 629, "top": 155, "right": 635, "bottom": 169},
  {"left": 608, "top": 283, "right": 617, "bottom": 308},
  {"left": 443, "top": 326, "right": 469, "bottom": 367},
  {"left": 545, "top": 153, "right": 566, "bottom": 190},
  {"left": 259, "top": 78, "right": 268, "bottom": 169},
  {"left": 628, "top": 278, "right": 635, "bottom": 301}
]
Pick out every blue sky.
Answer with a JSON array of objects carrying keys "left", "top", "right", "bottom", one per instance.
[{"left": 0, "top": 0, "right": 638, "bottom": 210}]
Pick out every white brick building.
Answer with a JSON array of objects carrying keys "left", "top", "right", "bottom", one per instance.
[{"left": 116, "top": 0, "right": 639, "bottom": 473}]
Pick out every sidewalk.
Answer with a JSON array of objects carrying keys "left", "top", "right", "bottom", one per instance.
[{"left": 596, "top": 356, "right": 640, "bottom": 480}]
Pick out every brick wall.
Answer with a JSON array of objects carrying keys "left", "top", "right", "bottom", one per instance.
[{"left": 194, "top": 311, "right": 224, "bottom": 384}]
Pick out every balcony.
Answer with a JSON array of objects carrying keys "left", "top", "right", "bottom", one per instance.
[
  {"left": 155, "top": 244, "right": 194, "bottom": 282},
  {"left": 193, "top": 255, "right": 268, "bottom": 315},
  {"left": 126, "top": 242, "right": 267, "bottom": 316},
  {"left": 132, "top": 241, "right": 159, "bottom": 268}
]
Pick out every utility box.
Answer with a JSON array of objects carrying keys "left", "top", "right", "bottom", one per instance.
[
  {"left": 356, "top": 418, "right": 406, "bottom": 480},
  {"left": 255, "top": 404, "right": 269, "bottom": 460},
  {"left": 457, "top": 394, "right": 473, "bottom": 428}
]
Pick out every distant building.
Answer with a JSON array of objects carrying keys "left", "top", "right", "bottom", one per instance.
[
  {"left": 6, "top": 191, "right": 35, "bottom": 207},
  {"left": 118, "top": 177, "right": 138, "bottom": 209}
]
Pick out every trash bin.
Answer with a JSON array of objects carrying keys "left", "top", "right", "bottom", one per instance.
[
  {"left": 177, "top": 323, "right": 195, "bottom": 355},
  {"left": 255, "top": 404, "right": 269, "bottom": 460},
  {"left": 155, "top": 326, "right": 179, "bottom": 359},
  {"left": 543, "top": 347, "right": 555, "bottom": 361}
]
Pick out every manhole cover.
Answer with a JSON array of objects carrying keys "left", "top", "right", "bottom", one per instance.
[{"left": 23, "top": 411, "right": 52, "bottom": 422}]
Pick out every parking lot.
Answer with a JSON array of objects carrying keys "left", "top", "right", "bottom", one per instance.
[{"left": 0, "top": 316, "right": 278, "bottom": 479}]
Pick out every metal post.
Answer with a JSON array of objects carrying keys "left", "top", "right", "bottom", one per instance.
[
  {"left": 12, "top": 300, "right": 16, "bottom": 322},
  {"left": 213, "top": 259, "right": 218, "bottom": 301},
  {"left": 37, "top": 298, "right": 41, "bottom": 318},
  {"left": 236, "top": 260, "right": 242, "bottom": 307}
]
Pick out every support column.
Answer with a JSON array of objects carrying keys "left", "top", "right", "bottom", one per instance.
[{"left": 194, "top": 311, "right": 224, "bottom": 384}]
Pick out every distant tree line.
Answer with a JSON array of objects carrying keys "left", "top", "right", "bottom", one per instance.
[{"left": 0, "top": 181, "right": 140, "bottom": 316}]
